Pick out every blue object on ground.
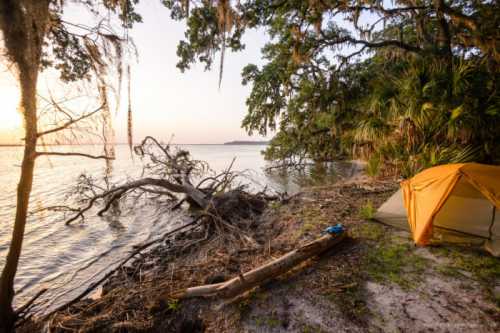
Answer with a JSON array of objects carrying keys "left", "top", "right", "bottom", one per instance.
[{"left": 323, "top": 224, "right": 344, "bottom": 235}]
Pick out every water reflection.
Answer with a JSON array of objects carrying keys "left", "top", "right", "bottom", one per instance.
[{"left": 265, "top": 161, "right": 361, "bottom": 193}]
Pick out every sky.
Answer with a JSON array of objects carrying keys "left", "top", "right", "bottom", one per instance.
[{"left": 0, "top": 1, "right": 270, "bottom": 145}]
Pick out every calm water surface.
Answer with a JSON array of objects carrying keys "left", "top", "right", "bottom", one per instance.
[{"left": 0, "top": 144, "right": 359, "bottom": 314}]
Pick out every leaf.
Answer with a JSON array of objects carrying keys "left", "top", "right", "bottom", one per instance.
[
  {"left": 485, "top": 105, "right": 499, "bottom": 116},
  {"left": 421, "top": 102, "right": 433, "bottom": 111},
  {"left": 450, "top": 105, "right": 464, "bottom": 120}
]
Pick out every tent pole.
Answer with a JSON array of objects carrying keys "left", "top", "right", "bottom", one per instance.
[{"left": 488, "top": 206, "right": 496, "bottom": 240}]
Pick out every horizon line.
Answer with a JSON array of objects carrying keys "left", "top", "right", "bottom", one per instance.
[{"left": 0, "top": 141, "right": 270, "bottom": 147}]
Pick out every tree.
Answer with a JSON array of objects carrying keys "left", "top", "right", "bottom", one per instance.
[
  {"left": 0, "top": 1, "right": 141, "bottom": 331},
  {"left": 166, "top": 0, "right": 500, "bottom": 173}
]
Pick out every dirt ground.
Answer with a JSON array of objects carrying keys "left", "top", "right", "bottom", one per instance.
[
  {"left": 22, "top": 180, "right": 500, "bottom": 332},
  {"left": 234, "top": 183, "right": 499, "bottom": 333}
]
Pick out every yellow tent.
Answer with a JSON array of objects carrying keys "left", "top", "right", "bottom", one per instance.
[{"left": 375, "top": 163, "right": 500, "bottom": 255}]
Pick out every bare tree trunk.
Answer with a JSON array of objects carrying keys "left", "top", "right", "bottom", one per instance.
[
  {"left": 0, "top": 68, "right": 39, "bottom": 333},
  {"left": 0, "top": 1, "right": 49, "bottom": 331}
]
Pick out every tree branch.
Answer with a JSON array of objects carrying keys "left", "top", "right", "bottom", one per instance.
[
  {"left": 65, "top": 177, "right": 208, "bottom": 225},
  {"left": 36, "top": 152, "right": 114, "bottom": 160},
  {"left": 37, "top": 105, "right": 104, "bottom": 138},
  {"left": 345, "top": 37, "right": 422, "bottom": 53},
  {"left": 343, "top": 5, "right": 430, "bottom": 16},
  {"left": 440, "top": 4, "right": 478, "bottom": 31},
  {"left": 44, "top": 216, "right": 203, "bottom": 319}
]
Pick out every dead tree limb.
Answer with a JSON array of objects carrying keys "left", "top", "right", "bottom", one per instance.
[
  {"left": 65, "top": 177, "right": 208, "bottom": 225},
  {"left": 14, "top": 289, "right": 47, "bottom": 317},
  {"left": 44, "top": 216, "right": 203, "bottom": 319},
  {"left": 36, "top": 152, "right": 114, "bottom": 160},
  {"left": 172, "top": 231, "right": 346, "bottom": 299},
  {"left": 37, "top": 104, "right": 104, "bottom": 138},
  {"left": 62, "top": 136, "right": 274, "bottom": 228}
]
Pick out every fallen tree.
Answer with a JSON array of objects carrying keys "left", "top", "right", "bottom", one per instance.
[
  {"left": 61, "top": 135, "right": 280, "bottom": 238},
  {"left": 19, "top": 135, "right": 285, "bottom": 322}
]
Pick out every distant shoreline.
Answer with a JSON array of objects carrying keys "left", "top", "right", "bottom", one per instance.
[
  {"left": 0, "top": 142, "right": 270, "bottom": 147},
  {"left": 223, "top": 141, "right": 269, "bottom": 145}
]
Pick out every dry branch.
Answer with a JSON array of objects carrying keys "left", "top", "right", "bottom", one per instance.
[
  {"left": 62, "top": 136, "right": 277, "bottom": 228},
  {"left": 172, "top": 231, "right": 346, "bottom": 300},
  {"left": 37, "top": 105, "right": 104, "bottom": 138},
  {"left": 44, "top": 216, "right": 203, "bottom": 319},
  {"left": 36, "top": 152, "right": 114, "bottom": 160},
  {"left": 14, "top": 289, "right": 47, "bottom": 317}
]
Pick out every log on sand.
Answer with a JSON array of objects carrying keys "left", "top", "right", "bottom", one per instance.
[{"left": 173, "top": 231, "right": 346, "bottom": 299}]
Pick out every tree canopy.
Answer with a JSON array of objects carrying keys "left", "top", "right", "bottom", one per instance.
[{"left": 166, "top": 0, "right": 500, "bottom": 176}]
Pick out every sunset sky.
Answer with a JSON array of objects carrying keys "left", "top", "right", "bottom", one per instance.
[{"left": 0, "top": 1, "right": 270, "bottom": 145}]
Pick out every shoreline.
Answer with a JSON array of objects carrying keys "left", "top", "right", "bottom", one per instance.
[{"left": 20, "top": 177, "right": 500, "bottom": 332}]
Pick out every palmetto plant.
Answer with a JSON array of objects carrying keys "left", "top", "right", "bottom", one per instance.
[{"left": 347, "top": 54, "right": 498, "bottom": 177}]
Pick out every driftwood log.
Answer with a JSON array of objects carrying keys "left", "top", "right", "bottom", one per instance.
[{"left": 172, "top": 231, "right": 346, "bottom": 299}]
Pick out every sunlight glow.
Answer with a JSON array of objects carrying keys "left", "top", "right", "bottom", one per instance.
[
  {"left": 0, "top": 85, "right": 22, "bottom": 143},
  {"left": 0, "top": 86, "right": 21, "bottom": 130}
]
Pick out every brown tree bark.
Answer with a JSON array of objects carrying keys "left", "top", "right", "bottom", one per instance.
[
  {"left": 0, "top": 1, "right": 49, "bottom": 331},
  {"left": 0, "top": 71, "right": 38, "bottom": 333}
]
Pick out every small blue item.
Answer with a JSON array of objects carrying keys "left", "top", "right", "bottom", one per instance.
[{"left": 323, "top": 223, "right": 344, "bottom": 235}]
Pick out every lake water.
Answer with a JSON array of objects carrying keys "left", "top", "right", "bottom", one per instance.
[{"left": 0, "top": 144, "right": 360, "bottom": 314}]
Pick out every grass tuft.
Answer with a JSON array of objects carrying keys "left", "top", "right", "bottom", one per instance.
[
  {"left": 364, "top": 242, "right": 426, "bottom": 289},
  {"left": 430, "top": 246, "right": 500, "bottom": 305},
  {"left": 351, "top": 221, "right": 385, "bottom": 241},
  {"left": 358, "top": 201, "right": 376, "bottom": 220},
  {"left": 366, "top": 154, "right": 381, "bottom": 178}
]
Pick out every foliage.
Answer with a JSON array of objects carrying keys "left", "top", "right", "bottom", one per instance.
[
  {"left": 167, "top": 299, "right": 180, "bottom": 312},
  {"left": 168, "top": 0, "right": 500, "bottom": 176},
  {"left": 351, "top": 221, "right": 385, "bottom": 241},
  {"left": 38, "top": 1, "right": 141, "bottom": 82},
  {"left": 366, "top": 154, "right": 381, "bottom": 178}
]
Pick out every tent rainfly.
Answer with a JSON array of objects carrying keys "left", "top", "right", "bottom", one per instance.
[{"left": 374, "top": 163, "right": 500, "bottom": 256}]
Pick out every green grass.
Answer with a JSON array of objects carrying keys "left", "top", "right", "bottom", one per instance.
[
  {"left": 430, "top": 245, "right": 500, "bottom": 305},
  {"left": 351, "top": 221, "right": 385, "bottom": 241},
  {"left": 431, "top": 246, "right": 500, "bottom": 284},
  {"left": 254, "top": 315, "right": 281, "bottom": 328},
  {"left": 364, "top": 242, "right": 427, "bottom": 289},
  {"left": 358, "top": 201, "right": 376, "bottom": 220},
  {"left": 269, "top": 201, "right": 282, "bottom": 210},
  {"left": 295, "top": 206, "right": 329, "bottom": 238},
  {"left": 300, "top": 222, "right": 315, "bottom": 234},
  {"left": 167, "top": 299, "right": 180, "bottom": 312},
  {"left": 301, "top": 324, "right": 325, "bottom": 333},
  {"left": 266, "top": 316, "right": 281, "bottom": 328},
  {"left": 238, "top": 290, "right": 269, "bottom": 315}
]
